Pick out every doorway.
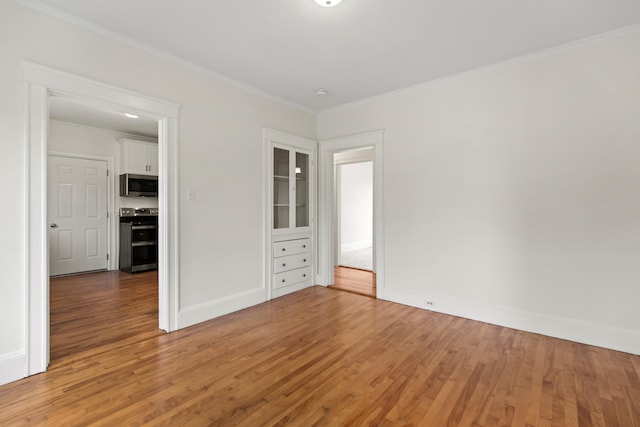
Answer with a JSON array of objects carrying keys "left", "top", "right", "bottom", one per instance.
[
  {"left": 318, "top": 130, "right": 385, "bottom": 298},
  {"left": 329, "top": 148, "right": 375, "bottom": 297},
  {"left": 46, "top": 98, "right": 161, "bottom": 365},
  {"left": 25, "top": 63, "right": 180, "bottom": 376},
  {"left": 336, "top": 150, "right": 374, "bottom": 271}
]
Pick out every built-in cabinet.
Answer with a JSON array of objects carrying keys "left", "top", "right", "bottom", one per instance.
[
  {"left": 265, "top": 129, "right": 317, "bottom": 299},
  {"left": 273, "top": 238, "right": 311, "bottom": 291},
  {"left": 119, "top": 139, "right": 158, "bottom": 175}
]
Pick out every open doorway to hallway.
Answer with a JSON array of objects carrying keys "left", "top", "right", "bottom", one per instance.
[{"left": 328, "top": 147, "right": 376, "bottom": 298}]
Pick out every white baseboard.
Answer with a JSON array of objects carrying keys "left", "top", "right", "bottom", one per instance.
[
  {"left": 272, "top": 281, "right": 312, "bottom": 299},
  {"left": 0, "top": 351, "right": 26, "bottom": 386},
  {"left": 341, "top": 241, "right": 372, "bottom": 252},
  {"left": 177, "top": 288, "right": 265, "bottom": 329},
  {"left": 378, "top": 287, "right": 640, "bottom": 356}
]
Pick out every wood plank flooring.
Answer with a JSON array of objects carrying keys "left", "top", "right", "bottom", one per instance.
[
  {"left": 50, "top": 270, "right": 161, "bottom": 366},
  {"left": 1, "top": 285, "right": 639, "bottom": 426},
  {"left": 329, "top": 266, "right": 376, "bottom": 298}
]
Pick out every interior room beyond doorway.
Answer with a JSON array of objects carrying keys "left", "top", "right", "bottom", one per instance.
[
  {"left": 50, "top": 270, "right": 161, "bottom": 366},
  {"left": 330, "top": 147, "right": 376, "bottom": 297},
  {"left": 47, "top": 97, "right": 162, "bottom": 365}
]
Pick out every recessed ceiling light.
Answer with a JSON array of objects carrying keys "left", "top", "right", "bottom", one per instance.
[
  {"left": 313, "top": 0, "right": 343, "bottom": 7},
  {"left": 315, "top": 88, "right": 329, "bottom": 96},
  {"left": 124, "top": 113, "right": 139, "bottom": 119}
]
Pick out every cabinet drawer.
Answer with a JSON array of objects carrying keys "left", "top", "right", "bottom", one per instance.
[
  {"left": 274, "top": 238, "right": 310, "bottom": 258},
  {"left": 274, "top": 253, "right": 311, "bottom": 274},
  {"left": 274, "top": 267, "right": 311, "bottom": 289}
]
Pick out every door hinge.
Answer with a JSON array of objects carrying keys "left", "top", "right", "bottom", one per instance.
[
  {"left": 107, "top": 169, "right": 110, "bottom": 176},
  {"left": 107, "top": 254, "right": 110, "bottom": 260},
  {"left": 107, "top": 211, "right": 109, "bottom": 218}
]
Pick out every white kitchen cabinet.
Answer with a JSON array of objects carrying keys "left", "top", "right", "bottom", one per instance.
[{"left": 119, "top": 139, "right": 158, "bottom": 175}]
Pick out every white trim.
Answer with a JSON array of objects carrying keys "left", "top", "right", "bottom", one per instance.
[
  {"left": 333, "top": 147, "right": 375, "bottom": 165},
  {"left": 47, "top": 153, "right": 115, "bottom": 271},
  {"left": 177, "top": 288, "right": 265, "bottom": 329},
  {"left": 158, "top": 116, "right": 180, "bottom": 331},
  {"left": 13, "top": 0, "right": 314, "bottom": 115},
  {"left": 379, "top": 287, "right": 640, "bottom": 356},
  {"left": 263, "top": 128, "right": 317, "bottom": 151},
  {"left": 334, "top": 163, "right": 341, "bottom": 266},
  {"left": 272, "top": 281, "right": 312, "bottom": 300},
  {"left": 0, "top": 351, "right": 26, "bottom": 386},
  {"left": 26, "top": 82, "right": 49, "bottom": 374},
  {"left": 318, "top": 130, "right": 385, "bottom": 290},
  {"left": 23, "top": 62, "right": 179, "bottom": 118},
  {"left": 321, "top": 23, "right": 640, "bottom": 114},
  {"left": 263, "top": 132, "right": 271, "bottom": 302},
  {"left": 24, "top": 62, "right": 180, "bottom": 378}
]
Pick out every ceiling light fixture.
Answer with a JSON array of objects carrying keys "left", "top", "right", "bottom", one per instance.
[
  {"left": 124, "top": 113, "right": 139, "bottom": 119},
  {"left": 314, "top": 0, "right": 342, "bottom": 7},
  {"left": 315, "top": 88, "right": 329, "bottom": 96}
]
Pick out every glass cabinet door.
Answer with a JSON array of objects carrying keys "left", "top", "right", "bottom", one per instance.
[
  {"left": 273, "top": 146, "right": 311, "bottom": 231},
  {"left": 273, "top": 148, "right": 290, "bottom": 229},
  {"left": 295, "top": 152, "right": 309, "bottom": 227}
]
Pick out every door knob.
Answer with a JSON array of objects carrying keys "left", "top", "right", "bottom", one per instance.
[{"left": 50, "top": 223, "right": 58, "bottom": 228}]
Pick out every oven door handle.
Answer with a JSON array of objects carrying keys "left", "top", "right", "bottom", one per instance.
[
  {"left": 131, "top": 241, "right": 157, "bottom": 247},
  {"left": 131, "top": 225, "right": 157, "bottom": 230}
]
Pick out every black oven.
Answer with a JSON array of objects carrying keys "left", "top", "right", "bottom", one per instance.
[{"left": 119, "top": 208, "right": 158, "bottom": 273}]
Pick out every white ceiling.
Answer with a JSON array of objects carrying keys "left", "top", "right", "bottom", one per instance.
[
  {"left": 20, "top": 0, "right": 640, "bottom": 111},
  {"left": 49, "top": 96, "right": 159, "bottom": 138}
]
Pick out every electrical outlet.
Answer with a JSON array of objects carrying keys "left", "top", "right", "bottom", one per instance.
[{"left": 425, "top": 300, "right": 436, "bottom": 308}]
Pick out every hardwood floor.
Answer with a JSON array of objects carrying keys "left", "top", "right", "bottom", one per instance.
[
  {"left": 329, "top": 266, "right": 376, "bottom": 298},
  {"left": 50, "top": 270, "right": 161, "bottom": 366},
  {"left": 1, "top": 286, "right": 639, "bottom": 426}
]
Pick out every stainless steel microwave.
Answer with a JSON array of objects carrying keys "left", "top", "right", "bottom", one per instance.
[{"left": 119, "top": 174, "right": 158, "bottom": 197}]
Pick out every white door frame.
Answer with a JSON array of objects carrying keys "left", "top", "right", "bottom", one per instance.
[
  {"left": 317, "top": 130, "right": 385, "bottom": 294},
  {"left": 24, "top": 62, "right": 180, "bottom": 376}
]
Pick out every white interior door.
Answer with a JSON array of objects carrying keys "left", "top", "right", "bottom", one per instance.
[{"left": 48, "top": 156, "right": 108, "bottom": 276}]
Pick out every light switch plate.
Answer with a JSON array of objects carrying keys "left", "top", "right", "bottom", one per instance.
[{"left": 186, "top": 188, "right": 196, "bottom": 200}]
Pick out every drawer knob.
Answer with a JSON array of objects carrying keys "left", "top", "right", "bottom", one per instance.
[
  {"left": 282, "top": 248, "right": 286, "bottom": 252},
  {"left": 303, "top": 259, "right": 307, "bottom": 262},
  {"left": 282, "top": 263, "right": 286, "bottom": 267},
  {"left": 303, "top": 274, "right": 306, "bottom": 277},
  {"left": 282, "top": 279, "right": 286, "bottom": 283},
  {"left": 302, "top": 245, "right": 306, "bottom": 248}
]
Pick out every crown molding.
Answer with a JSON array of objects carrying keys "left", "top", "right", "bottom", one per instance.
[
  {"left": 12, "top": 0, "right": 315, "bottom": 115},
  {"left": 320, "top": 23, "right": 640, "bottom": 115}
]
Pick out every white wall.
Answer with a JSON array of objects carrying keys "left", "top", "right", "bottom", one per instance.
[
  {"left": 49, "top": 120, "right": 157, "bottom": 158},
  {"left": 339, "top": 161, "right": 373, "bottom": 251},
  {"left": 0, "top": 1, "right": 315, "bottom": 383},
  {"left": 318, "top": 30, "right": 640, "bottom": 354},
  {"left": 49, "top": 120, "right": 159, "bottom": 210}
]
